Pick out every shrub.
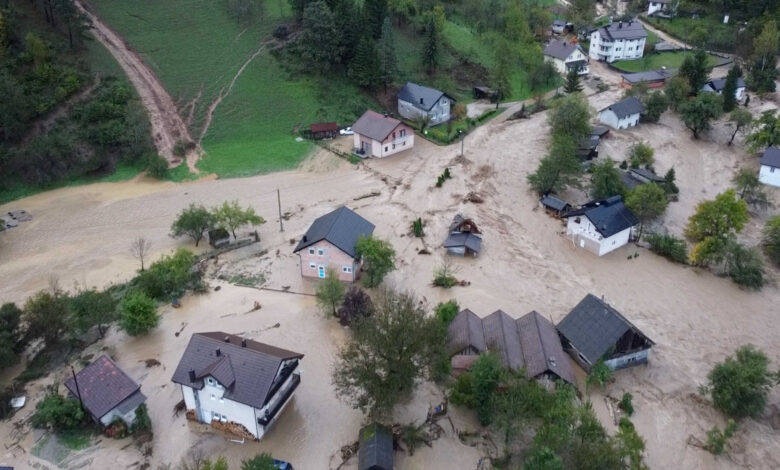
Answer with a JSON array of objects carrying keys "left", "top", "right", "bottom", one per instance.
[
  {"left": 702, "top": 345, "right": 773, "bottom": 419},
  {"left": 432, "top": 263, "right": 457, "bottom": 288},
  {"left": 337, "top": 286, "right": 374, "bottom": 326},
  {"left": 32, "top": 390, "right": 85, "bottom": 431},
  {"left": 705, "top": 419, "right": 737, "bottom": 455},
  {"left": 133, "top": 248, "right": 199, "bottom": 300},
  {"left": 172, "top": 140, "right": 187, "bottom": 157},
  {"left": 628, "top": 143, "right": 654, "bottom": 169},
  {"left": 619, "top": 392, "right": 634, "bottom": 416},
  {"left": 120, "top": 292, "right": 159, "bottom": 336},
  {"left": 145, "top": 153, "right": 168, "bottom": 179},
  {"left": 646, "top": 233, "right": 688, "bottom": 264},
  {"left": 412, "top": 218, "right": 424, "bottom": 237},
  {"left": 725, "top": 243, "right": 764, "bottom": 290},
  {"left": 586, "top": 359, "right": 613, "bottom": 391},
  {"left": 354, "top": 236, "right": 396, "bottom": 288},
  {"left": 131, "top": 404, "right": 152, "bottom": 434},
  {"left": 315, "top": 269, "right": 345, "bottom": 317},
  {"left": 762, "top": 216, "right": 780, "bottom": 267},
  {"left": 435, "top": 300, "right": 459, "bottom": 325},
  {"left": 449, "top": 372, "right": 476, "bottom": 408},
  {"left": 241, "top": 453, "right": 276, "bottom": 470}
]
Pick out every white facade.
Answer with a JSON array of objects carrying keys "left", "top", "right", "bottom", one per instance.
[
  {"left": 598, "top": 109, "right": 640, "bottom": 130},
  {"left": 544, "top": 47, "right": 589, "bottom": 75},
  {"left": 353, "top": 125, "right": 414, "bottom": 158},
  {"left": 398, "top": 96, "right": 451, "bottom": 126},
  {"left": 605, "top": 348, "right": 651, "bottom": 370},
  {"left": 759, "top": 164, "right": 780, "bottom": 187},
  {"left": 647, "top": 1, "right": 665, "bottom": 15},
  {"left": 566, "top": 216, "right": 631, "bottom": 256},
  {"left": 589, "top": 30, "right": 646, "bottom": 63},
  {"left": 98, "top": 400, "right": 142, "bottom": 427}
]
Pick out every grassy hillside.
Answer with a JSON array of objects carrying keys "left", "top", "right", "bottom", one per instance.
[{"left": 612, "top": 51, "right": 723, "bottom": 73}]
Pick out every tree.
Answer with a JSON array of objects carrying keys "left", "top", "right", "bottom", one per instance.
[
  {"left": 316, "top": 268, "right": 345, "bottom": 317},
  {"left": 524, "top": 447, "right": 564, "bottom": 470},
  {"left": 586, "top": 359, "right": 613, "bottom": 391},
  {"left": 625, "top": 184, "right": 668, "bottom": 239},
  {"left": 333, "top": 0, "right": 359, "bottom": 63},
  {"left": 663, "top": 167, "right": 679, "bottom": 195},
  {"left": 727, "top": 108, "right": 753, "bottom": 145},
  {"left": 678, "top": 49, "right": 709, "bottom": 94},
  {"left": 0, "top": 303, "right": 23, "bottom": 369},
  {"left": 362, "top": 0, "right": 388, "bottom": 39},
  {"left": 170, "top": 203, "right": 215, "bottom": 247},
  {"left": 564, "top": 67, "right": 582, "bottom": 94},
  {"left": 548, "top": 93, "right": 591, "bottom": 144},
  {"left": 69, "top": 288, "right": 118, "bottom": 338},
  {"left": 120, "top": 291, "right": 159, "bottom": 336},
  {"left": 332, "top": 289, "right": 447, "bottom": 418},
  {"left": 647, "top": 233, "right": 688, "bottom": 264},
  {"left": 492, "top": 39, "right": 514, "bottom": 104},
  {"left": 377, "top": 18, "right": 397, "bottom": 90},
  {"left": 642, "top": 91, "right": 668, "bottom": 123},
  {"left": 686, "top": 190, "right": 749, "bottom": 266},
  {"left": 762, "top": 216, "right": 780, "bottom": 267},
  {"left": 725, "top": 242, "right": 765, "bottom": 290},
  {"left": 31, "top": 389, "right": 85, "bottom": 431},
  {"left": 434, "top": 299, "right": 459, "bottom": 325},
  {"left": 130, "top": 236, "right": 152, "bottom": 271},
  {"left": 214, "top": 200, "right": 264, "bottom": 239},
  {"left": 567, "top": 0, "right": 595, "bottom": 35},
  {"left": 702, "top": 345, "right": 775, "bottom": 419},
  {"left": 745, "top": 110, "right": 780, "bottom": 152},
  {"left": 590, "top": 160, "right": 626, "bottom": 200},
  {"left": 747, "top": 21, "right": 778, "bottom": 93},
  {"left": 337, "top": 286, "right": 374, "bottom": 326},
  {"left": 349, "top": 35, "right": 380, "bottom": 88},
  {"left": 732, "top": 168, "right": 769, "bottom": 209},
  {"left": 421, "top": 11, "right": 441, "bottom": 73},
  {"left": 24, "top": 290, "right": 69, "bottom": 347},
  {"left": 134, "top": 248, "right": 200, "bottom": 300},
  {"left": 722, "top": 65, "right": 741, "bottom": 112},
  {"left": 664, "top": 76, "right": 691, "bottom": 112},
  {"left": 528, "top": 134, "right": 581, "bottom": 195},
  {"left": 628, "top": 143, "right": 654, "bottom": 169},
  {"left": 679, "top": 92, "right": 724, "bottom": 139},
  {"left": 355, "top": 236, "right": 396, "bottom": 287},
  {"left": 299, "top": 0, "right": 340, "bottom": 72},
  {"left": 472, "top": 353, "right": 502, "bottom": 425},
  {"left": 241, "top": 453, "right": 277, "bottom": 470}
]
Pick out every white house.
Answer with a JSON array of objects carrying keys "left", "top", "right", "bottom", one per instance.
[
  {"left": 352, "top": 110, "right": 414, "bottom": 158},
  {"left": 647, "top": 0, "right": 675, "bottom": 17},
  {"left": 397, "top": 82, "right": 453, "bottom": 126},
  {"left": 562, "top": 195, "right": 638, "bottom": 256},
  {"left": 701, "top": 77, "right": 747, "bottom": 101},
  {"left": 759, "top": 147, "right": 780, "bottom": 188},
  {"left": 551, "top": 19, "right": 567, "bottom": 34},
  {"left": 589, "top": 21, "right": 647, "bottom": 63},
  {"left": 543, "top": 39, "right": 589, "bottom": 75},
  {"left": 598, "top": 96, "right": 644, "bottom": 130},
  {"left": 172, "top": 332, "right": 304, "bottom": 441}
]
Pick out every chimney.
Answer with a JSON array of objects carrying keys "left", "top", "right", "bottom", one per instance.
[
  {"left": 419, "top": 97, "right": 424, "bottom": 105},
  {"left": 618, "top": 22, "right": 623, "bottom": 29},
  {"left": 216, "top": 348, "right": 221, "bottom": 357},
  {"left": 241, "top": 339, "right": 247, "bottom": 348},
  {"left": 224, "top": 336, "right": 230, "bottom": 343},
  {"left": 188, "top": 369, "right": 196, "bottom": 382},
  {"left": 302, "top": 235, "right": 307, "bottom": 242}
]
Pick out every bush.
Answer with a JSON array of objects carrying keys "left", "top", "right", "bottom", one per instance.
[
  {"left": 628, "top": 143, "right": 654, "bottom": 169},
  {"left": 120, "top": 292, "right": 159, "bottom": 336},
  {"left": 646, "top": 233, "right": 688, "bottom": 264},
  {"left": 586, "top": 359, "right": 613, "bottom": 391},
  {"left": 725, "top": 243, "right": 764, "bottom": 290},
  {"left": 762, "top": 216, "right": 780, "bottom": 267},
  {"left": 172, "top": 140, "right": 187, "bottom": 157},
  {"left": 412, "top": 218, "right": 424, "bottom": 237},
  {"left": 619, "top": 392, "right": 634, "bottom": 416},
  {"left": 702, "top": 345, "right": 773, "bottom": 419},
  {"left": 145, "top": 153, "right": 168, "bottom": 179},
  {"left": 705, "top": 419, "right": 737, "bottom": 455},
  {"left": 337, "top": 286, "right": 374, "bottom": 326},
  {"left": 449, "top": 372, "right": 476, "bottom": 408},
  {"left": 241, "top": 453, "right": 276, "bottom": 470},
  {"left": 133, "top": 248, "right": 200, "bottom": 300},
  {"left": 32, "top": 390, "right": 85, "bottom": 431},
  {"left": 131, "top": 403, "right": 152, "bottom": 434},
  {"left": 435, "top": 300, "right": 459, "bottom": 325}
]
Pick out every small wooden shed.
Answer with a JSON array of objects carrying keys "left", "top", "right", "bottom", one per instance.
[
  {"left": 359, "top": 423, "right": 393, "bottom": 470},
  {"left": 308, "top": 122, "right": 339, "bottom": 140},
  {"left": 540, "top": 195, "right": 571, "bottom": 218}
]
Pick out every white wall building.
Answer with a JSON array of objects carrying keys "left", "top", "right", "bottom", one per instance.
[
  {"left": 759, "top": 147, "right": 780, "bottom": 188},
  {"left": 562, "top": 196, "right": 637, "bottom": 256},
  {"left": 397, "top": 82, "right": 453, "bottom": 127},
  {"left": 701, "top": 77, "right": 747, "bottom": 101},
  {"left": 647, "top": 0, "right": 675, "bottom": 16},
  {"left": 172, "top": 332, "right": 304, "bottom": 441},
  {"left": 598, "top": 96, "right": 645, "bottom": 130},
  {"left": 352, "top": 110, "right": 414, "bottom": 158},
  {"left": 543, "top": 39, "right": 589, "bottom": 75},
  {"left": 589, "top": 21, "right": 647, "bottom": 63}
]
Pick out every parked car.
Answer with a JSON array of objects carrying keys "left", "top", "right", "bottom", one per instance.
[
  {"left": 274, "top": 460, "right": 294, "bottom": 470},
  {"left": 339, "top": 127, "right": 354, "bottom": 136}
]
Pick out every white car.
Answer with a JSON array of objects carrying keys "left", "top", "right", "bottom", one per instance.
[{"left": 339, "top": 127, "right": 354, "bottom": 136}]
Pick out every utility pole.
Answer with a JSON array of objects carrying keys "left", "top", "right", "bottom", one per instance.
[
  {"left": 459, "top": 129, "right": 465, "bottom": 156},
  {"left": 71, "top": 366, "right": 85, "bottom": 412},
  {"left": 277, "top": 189, "right": 284, "bottom": 232}
]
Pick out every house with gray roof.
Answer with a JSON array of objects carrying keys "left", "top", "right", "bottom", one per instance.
[
  {"left": 65, "top": 355, "right": 146, "bottom": 427},
  {"left": 759, "top": 147, "right": 780, "bottom": 188},
  {"left": 562, "top": 195, "right": 638, "bottom": 256},
  {"left": 294, "top": 206, "right": 375, "bottom": 282},
  {"left": 648, "top": 0, "right": 676, "bottom": 17},
  {"left": 447, "top": 309, "right": 576, "bottom": 386},
  {"left": 397, "top": 82, "right": 454, "bottom": 127},
  {"left": 701, "top": 77, "right": 747, "bottom": 101},
  {"left": 444, "top": 214, "right": 482, "bottom": 257},
  {"left": 352, "top": 110, "right": 414, "bottom": 158},
  {"left": 589, "top": 21, "right": 647, "bottom": 63},
  {"left": 543, "top": 39, "right": 589, "bottom": 75},
  {"left": 551, "top": 19, "right": 567, "bottom": 34},
  {"left": 621, "top": 68, "right": 674, "bottom": 89},
  {"left": 557, "top": 294, "right": 654, "bottom": 371},
  {"left": 598, "top": 96, "right": 645, "bottom": 130},
  {"left": 172, "top": 332, "right": 304, "bottom": 441}
]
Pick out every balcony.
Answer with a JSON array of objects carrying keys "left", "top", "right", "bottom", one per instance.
[{"left": 258, "top": 373, "right": 300, "bottom": 426}]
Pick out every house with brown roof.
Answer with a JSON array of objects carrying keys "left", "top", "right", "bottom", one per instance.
[
  {"left": 171, "top": 332, "right": 304, "bottom": 441},
  {"left": 447, "top": 309, "right": 576, "bottom": 386},
  {"left": 352, "top": 110, "right": 414, "bottom": 158},
  {"left": 64, "top": 355, "right": 146, "bottom": 427}
]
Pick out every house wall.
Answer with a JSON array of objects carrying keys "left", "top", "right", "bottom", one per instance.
[
  {"left": 99, "top": 403, "right": 141, "bottom": 427},
  {"left": 648, "top": 1, "right": 664, "bottom": 15},
  {"left": 255, "top": 370, "right": 301, "bottom": 439},
  {"left": 598, "top": 110, "right": 640, "bottom": 129},
  {"left": 566, "top": 217, "right": 631, "bottom": 256},
  {"left": 589, "top": 31, "right": 646, "bottom": 62},
  {"left": 190, "top": 378, "right": 261, "bottom": 439},
  {"left": 377, "top": 124, "right": 414, "bottom": 158},
  {"left": 544, "top": 56, "right": 567, "bottom": 74},
  {"left": 605, "top": 348, "right": 650, "bottom": 370},
  {"left": 298, "top": 240, "right": 358, "bottom": 282},
  {"left": 398, "top": 98, "right": 451, "bottom": 126},
  {"left": 544, "top": 48, "right": 588, "bottom": 75},
  {"left": 759, "top": 164, "right": 780, "bottom": 187}
]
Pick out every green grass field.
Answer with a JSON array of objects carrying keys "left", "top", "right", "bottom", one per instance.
[{"left": 612, "top": 51, "right": 722, "bottom": 73}]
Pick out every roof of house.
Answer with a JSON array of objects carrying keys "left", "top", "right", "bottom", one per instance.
[
  {"left": 358, "top": 423, "right": 394, "bottom": 470},
  {"left": 543, "top": 39, "right": 583, "bottom": 60},
  {"left": 352, "top": 110, "right": 404, "bottom": 142},
  {"left": 483, "top": 310, "right": 525, "bottom": 371},
  {"left": 597, "top": 21, "right": 647, "bottom": 41},
  {"left": 516, "top": 311, "right": 576, "bottom": 385},
  {"left": 761, "top": 147, "right": 780, "bottom": 168},
  {"left": 444, "top": 232, "right": 482, "bottom": 253},
  {"left": 397, "top": 82, "right": 452, "bottom": 112},
  {"left": 563, "top": 195, "right": 638, "bottom": 238},
  {"left": 310, "top": 122, "right": 339, "bottom": 133},
  {"left": 600, "top": 96, "right": 645, "bottom": 119},
  {"left": 540, "top": 195, "right": 570, "bottom": 212},
  {"left": 447, "top": 309, "right": 487, "bottom": 356},
  {"left": 557, "top": 294, "right": 654, "bottom": 363},
  {"left": 580, "top": 135, "right": 600, "bottom": 150},
  {"left": 293, "top": 206, "right": 375, "bottom": 258},
  {"left": 654, "top": 41, "right": 678, "bottom": 52},
  {"left": 552, "top": 19, "right": 566, "bottom": 27},
  {"left": 64, "top": 355, "right": 143, "bottom": 420},
  {"left": 622, "top": 69, "right": 672, "bottom": 84},
  {"left": 630, "top": 167, "right": 665, "bottom": 182},
  {"left": 706, "top": 77, "right": 747, "bottom": 92},
  {"left": 591, "top": 125, "right": 610, "bottom": 137},
  {"left": 171, "top": 332, "right": 304, "bottom": 410},
  {"left": 449, "top": 214, "right": 482, "bottom": 234}
]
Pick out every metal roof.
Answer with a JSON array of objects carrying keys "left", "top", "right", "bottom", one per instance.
[
  {"left": 540, "top": 195, "right": 570, "bottom": 212},
  {"left": 397, "top": 82, "right": 451, "bottom": 112},
  {"left": 598, "top": 21, "right": 647, "bottom": 41},
  {"left": 483, "top": 310, "right": 525, "bottom": 371},
  {"left": 310, "top": 122, "right": 339, "bottom": 133},
  {"left": 443, "top": 232, "right": 482, "bottom": 253},
  {"left": 622, "top": 69, "right": 672, "bottom": 84},
  {"left": 630, "top": 167, "right": 665, "bottom": 182},
  {"left": 516, "top": 311, "right": 576, "bottom": 385},
  {"left": 447, "top": 309, "right": 487, "bottom": 356},
  {"left": 600, "top": 96, "right": 645, "bottom": 119},
  {"left": 543, "top": 39, "right": 582, "bottom": 60},
  {"left": 557, "top": 294, "right": 654, "bottom": 364},
  {"left": 563, "top": 195, "right": 638, "bottom": 238},
  {"left": 64, "top": 355, "right": 142, "bottom": 420},
  {"left": 358, "top": 423, "right": 394, "bottom": 470},
  {"left": 761, "top": 147, "right": 780, "bottom": 168},
  {"left": 294, "top": 206, "right": 375, "bottom": 258},
  {"left": 171, "top": 332, "right": 303, "bottom": 410},
  {"left": 706, "top": 77, "right": 747, "bottom": 92},
  {"left": 352, "top": 110, "right": 403, "bottom": 142}
]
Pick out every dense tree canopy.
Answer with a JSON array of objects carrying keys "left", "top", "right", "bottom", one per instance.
[
  {"left": 703, "top": 345, "right": 777, "bottom": 419},
  {"left": 686, "top": 190, "right": 749, "bottom": 265}
]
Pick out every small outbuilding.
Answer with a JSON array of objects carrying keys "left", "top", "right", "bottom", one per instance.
[
  {"left": 598, "top": 97, "right": 644, "bottom": 130},
  {"left": 308, "top": 122, "right": 340, "bottom": 140},
  {"left": 359, "top": 423, "right": 394, "bottom": 470},
  {"left": 540, "top": 195, "right": 571, "bottom": 217},
  {"left": 473, "top": 86, "right": 498, "bottom": 102},
  {"left": 621, "top": 69, "right": 673, "bottom": 89},
  {"left": 444, "top": 215, "right": 482, "bottom": 256},
  {"left": 551, "top": 19, "right": 567, "bottom": 34},
  {"left": 759, "top": 147, "right": 780, "bottom": 187},
  {"left": 701, "top": 77, "right": 747, "bottom": 101}
]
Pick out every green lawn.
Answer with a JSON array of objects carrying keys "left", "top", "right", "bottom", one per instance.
[
  {"left": 612, "top": 51, "right": 721, "bottom": 73},
  {"left": 646, "top": 16, "right": 737, "bottom": 53}
]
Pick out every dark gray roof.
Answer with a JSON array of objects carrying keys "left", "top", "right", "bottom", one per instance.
[
  {"left": 552, "top": 19, "right": 566, "bottom": 27},
  {"left": 448, "top": 309, "right": 487, "bottom": 356},
  {"left": 591, "top": 125, "right": 610, "bottom": 137},
  {"left": 707, "top": 77, "right": 747, "bottom": 92},
  {"left": 397, "top": 82, "right": 452, "bottom": 112},
  {"left": 64, "top": 355, "right": 143, "bottom": 420},
  {"left": 598, "top": 21, "right": 647, "bottom": 41},
  {"left": 620, "top": 171, "right": 643, "bottom": 190},
  {"left": 557, "top": 294, "right": 654, "bottom": 364},
  {"left": 443, "top": 232, "right": 482, "bottom": 253},
  {"left": 294, "top": 206, "right": 375, "bottom": 258},
  {"left": 761, "top": 147, "right": 780, "bottom": 168},
  {"left": 600, "top": 96, "right": 645, "bottom": 119},
  {"left": 516, "top": 311, "right": 576, "bottom": 385},
  {"left": 630, "top": 167, "right": 665, "bottom": 182},
  {"left": 358, "top": 423, "right": 393, "bottom": 470},
  {"left": 352, "top": 110, "right": 404, "bottom": 141},
  {"left": 115, "top": 390, "right": 148, "bottom": 415},
  {"left": 171, "top": 332, "right": 303, "bottom": 410},
  {"left": 483, "top": 310, "right": 525, "bottom": 371},
  {"left": 622, "top": 69, "right": 672, "bottom": 84},
  {"left": 563, "top": 195, "right": 638, "bottom": 238},
  {"left": 540, "top": 195, "right": 570, "bottom": 211},
  {"left": 580, "top": 135, "right": 600, "bottom": 150},
  {"left": 543, "top": 39, "right": 582, "bottom": 60}
]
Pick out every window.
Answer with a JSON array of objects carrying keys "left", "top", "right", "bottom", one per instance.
[
  {"left": 771, "top": 167, "right": 775, "bottom": 173},
  {"left": 308, "top": 248, "right": 314, "bottom": 255},
  {"left": 342, "top": 266, "right": 353, "bottom": 273},
  {"left": 400, "top": 129, "right": 406, "bottom": 137},
  {"left": 392, "top": 132, "right": 396, "bottom": 139},
  {"left": 392, "top": 144, "right": 396, "bottom": 149},
  {"left": 385, "top": 146, "right": 388, "bottom": 152},
  {"left": 317, "top": 248, "right": 324, "bottom": 256},
  {"left": 309, "top": 262, "right": 316, "bottom": 269},
  {"left": 210, "top": 394, "right": 216, "bottom": 400},
  {"left": 206, "top": 378, "right": 215, "bottom": 386}
]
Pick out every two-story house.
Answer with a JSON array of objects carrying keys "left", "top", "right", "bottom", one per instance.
[
  {"left": 171, "top": 332, "right": 304, "bottom": 441},
  {"left": 294, "top": 206, "right": 375, "bottom": 282},
  {"left": 543, "top": 39, "right": 589, "bottom": 75},
  {"left": 589, "top": 21, "right": 647, "bottom": 63},
  {"left": 759, "top": 147, "right": 780, "bottom": 188},
  {"left": 562, "top": 195, "right": 638, "bottom": 256},
  {"left": 598, "top": 96, "right": 645, "bottom": 130},
  {"left": 397, "top": 82, "right": 453, "bottom": 126},
  {"left": 352, "top": 110, "right": 414, "bottom": 158}
]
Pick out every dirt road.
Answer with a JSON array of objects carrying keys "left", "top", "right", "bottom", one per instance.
[{"left": 76, "top": 0, "right": 200, "bottom": 170}]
